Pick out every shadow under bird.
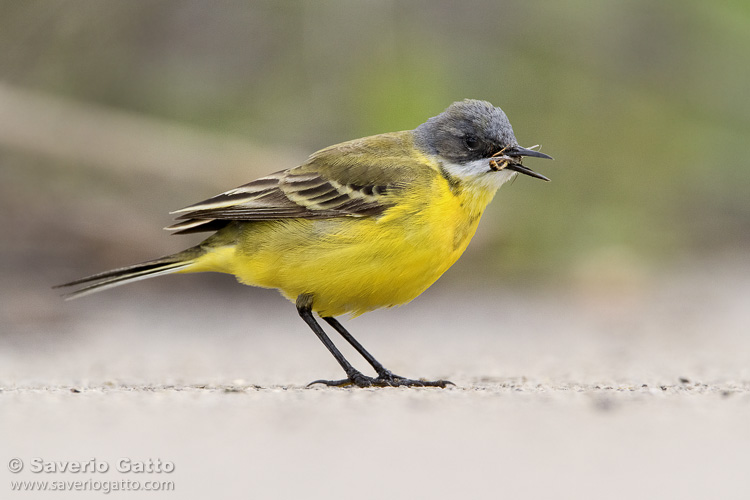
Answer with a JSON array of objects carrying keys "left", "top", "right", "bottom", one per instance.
[{"left": 56, "top": 99, "right": 553, "bottom": 388}]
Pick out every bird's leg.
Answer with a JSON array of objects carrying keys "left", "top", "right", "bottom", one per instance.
[
  {"left": 321, "top": 315, "right": 454, "bottom": 388},
  {"left": 322, "top": 316, "right": 398, "bottom": 380},
  {"left": 296, "top": 295, "right": 453, "bottom": 388},
  {"left": 296, "top": 295, "right": 373, "bottom": 387}
]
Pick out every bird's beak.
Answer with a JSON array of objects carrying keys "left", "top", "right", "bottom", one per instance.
[
  {"left": 498, "top": 145, "right": 553, "bottom": 182},
  {"left": 506, "top": 145, "right": 554, "bottom": 161},
  {"left": 503, "top": 163, "right": 551, "bottom": 181}
]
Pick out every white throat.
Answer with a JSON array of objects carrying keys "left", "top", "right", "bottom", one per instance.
[{"left": 441, "top": 158, "right": 517, "bottom": 192}]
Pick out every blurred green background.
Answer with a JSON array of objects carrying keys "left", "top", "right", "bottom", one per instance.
[{"left": 2, "top": 0, "right": 749, "bottom": 297}]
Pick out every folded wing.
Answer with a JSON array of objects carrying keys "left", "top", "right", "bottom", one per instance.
[{"left": 166, "top": 133, "right": 428, "bottom": 234}]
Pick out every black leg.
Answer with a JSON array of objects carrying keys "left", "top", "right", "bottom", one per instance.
[
  {"left": 296, "top": 295, "right": 373, "bottom": 387},
  {"left": 296, "top": 294, "right": 453, "bottom": 388},
  {"left": 322, "top": 316, "right": 453, "bottom": 388},
  {"left": 322, "top": 316, "right": 391, "bottom": 377}
]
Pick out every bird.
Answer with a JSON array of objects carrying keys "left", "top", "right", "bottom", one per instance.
[{"left": 56, "top": 99, "right": 552, "bottom": 388}]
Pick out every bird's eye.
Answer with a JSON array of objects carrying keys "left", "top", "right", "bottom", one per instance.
[{"left": 464, "top": 135, "right": 480, "bottom": 151}]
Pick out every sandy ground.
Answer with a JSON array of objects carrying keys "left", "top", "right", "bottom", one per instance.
[{"left": 1, "top": 262, "right": 749, "bottom": 499}]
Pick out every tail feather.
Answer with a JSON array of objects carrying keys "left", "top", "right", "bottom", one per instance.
[{"left": 55, "top": 248, "right": 202, "bottom": 300}]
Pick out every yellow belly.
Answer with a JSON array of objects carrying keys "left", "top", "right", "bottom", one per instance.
[{"left": 187, "top": 177, "right": 494, "bottom": 317}]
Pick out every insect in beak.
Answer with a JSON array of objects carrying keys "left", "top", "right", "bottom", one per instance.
[{"left": 489, "top": 145, "right": 552, "bottom": 181}]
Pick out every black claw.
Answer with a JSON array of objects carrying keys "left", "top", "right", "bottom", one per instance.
[
  {"left": 372, "top": 371, "right": 454, "bottom": 388},
  {"left": 307, "top": 379, "right": 343, "bottom": 387},
  {"left": 307, "top": 373, "right": 454, "bottom": 389},
  {"left": 380, "top": 378, "right": 454, "bottom": 388},
  {"left": 308, "top": 370, "right": 374, "bottom": 388},
  {"left": 307, "top": 378, "right": 358, "bottom": 388}
]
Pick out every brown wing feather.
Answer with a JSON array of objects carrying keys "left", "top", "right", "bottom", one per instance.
[
  {"left": 166, "top": 169, "right": 390, "bottom": 234},
  {"left": 166, "top": 131, "right": 433, "bottom": 234}
]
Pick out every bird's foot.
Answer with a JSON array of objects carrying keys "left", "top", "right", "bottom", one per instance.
[{"left": 308, "top": 369, "right": 454, "bottom": 388}]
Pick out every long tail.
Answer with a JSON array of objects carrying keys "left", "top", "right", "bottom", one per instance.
[{"left": 54, "top": 246, "right": 205, "bottom": 299}]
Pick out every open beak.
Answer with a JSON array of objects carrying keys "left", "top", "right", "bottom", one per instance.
[
  {"left": 506, "top": 145, "right": 554, "bottom": 161},
  {"left": 498, "top": 145, "right": 553, "bottom": 182}
]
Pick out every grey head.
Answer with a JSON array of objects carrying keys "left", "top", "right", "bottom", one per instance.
[{"left": 414, "top": 99, "right": 552, "bottom": 181}]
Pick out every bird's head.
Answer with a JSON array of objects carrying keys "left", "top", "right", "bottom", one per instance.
[{"left": 414, "top": 99, "right": 552, "bottom": 188}]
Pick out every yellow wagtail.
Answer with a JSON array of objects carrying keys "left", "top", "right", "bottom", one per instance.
[{"left": 57, "top": 99, "right": 552, "bottom": 388}]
